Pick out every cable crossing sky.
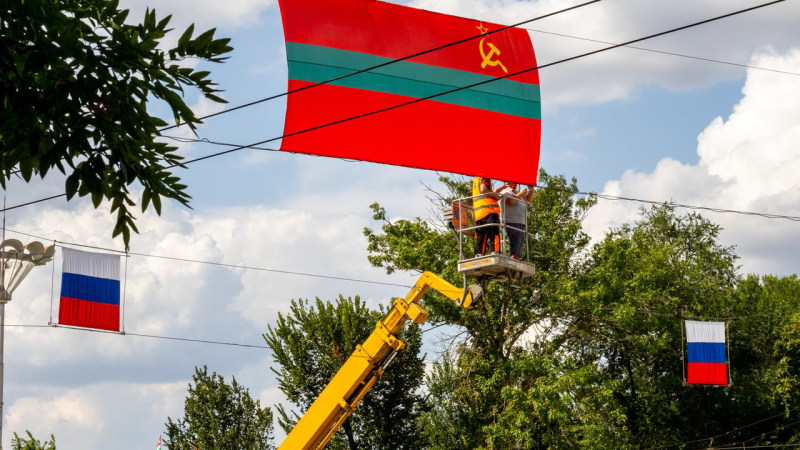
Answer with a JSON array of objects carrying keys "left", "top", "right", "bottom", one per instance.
[{"left": 0, "top": 0, "right": 791, "bottom": 223}]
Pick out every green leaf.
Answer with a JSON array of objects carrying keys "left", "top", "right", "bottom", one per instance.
[
  {"left": 91, "top": 192, "right": 103, "bottom": 208},
  {"left": 65, "top": 174, "right": 80, "bottom": 200},
  {"left": 178, "top": 23, "right": 195, "bottom": 48},
  {"left": 152, "top": 192, "right": 162, "bottom": 215},
  {"left": 141, "top": 189, "right": 151, "bottom": 212}
]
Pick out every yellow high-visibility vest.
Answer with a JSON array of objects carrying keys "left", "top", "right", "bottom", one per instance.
[{"left": 472, "top": 177, "right": 500, "bottom": 221}]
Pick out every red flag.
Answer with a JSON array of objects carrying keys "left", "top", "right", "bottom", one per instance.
[{"left": 278, "top": 0, "right": 541, "bottom": 184}]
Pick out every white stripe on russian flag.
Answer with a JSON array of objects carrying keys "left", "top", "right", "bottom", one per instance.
[
  {"left": 62, "top": 247, "right": 120, "bottom": 281},
  {"left": 685, "top": 320, "right": 725, "bottom": 343}
]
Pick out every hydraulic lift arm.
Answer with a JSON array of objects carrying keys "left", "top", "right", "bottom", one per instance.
[{"left": 277, "top": 271, "right": 482, "bottom": 450}]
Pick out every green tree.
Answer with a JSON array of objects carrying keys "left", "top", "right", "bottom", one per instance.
[
  {"left": 10, "top": 432, "right": 55, "bottom": 450},
  {"left": 265, "top": 295, "right": 428, "bottom": 450},
  {"left": 365, "top": 170, "right": 595, "bottom": 448},
  {"left": 165, "top": 366, "right": 274, "bottom": 450},
  {"left": 1, "top": 0, "right": 232, "bottom": 245}
]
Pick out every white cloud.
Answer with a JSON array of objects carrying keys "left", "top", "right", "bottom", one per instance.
[
  {"left": 583, "top": 48, "right": 800, "bottom": 276},
  {"left": 556, "top": 149, "right": 587, "bottom": 161},
  {"left": 120, "top": 0, "right": 277, "bottom": 31},
  {"left": 6, "top": 381, "right": 186, "bottom": 449}
]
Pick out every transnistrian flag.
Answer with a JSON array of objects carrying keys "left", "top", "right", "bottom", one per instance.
[
  {"left": 278, "top": 0, "right": 541, "bottom": 185},
  {"left": 58, "top": 247, "right": 121, "bottom": 332},
  {"left": 685, "top": 320, "right": 728, "bottom": 385}
]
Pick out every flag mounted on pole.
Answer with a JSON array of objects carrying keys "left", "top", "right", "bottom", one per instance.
[
  {"left": 58, "top": 247, "right": 121, "bottom": 332},
  {"left": 155, "top": 435, "right": 162, "bottom": 450},
  {"left": 685, "top": 320, "right": 728, "bottom": 385},
  {"left": 277, "top": 0, "right": 541, "bottom": 184}
]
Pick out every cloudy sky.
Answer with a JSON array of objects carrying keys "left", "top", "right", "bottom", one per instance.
[{"left": 4, "top": 0, "right": 800, "bottom": 447}]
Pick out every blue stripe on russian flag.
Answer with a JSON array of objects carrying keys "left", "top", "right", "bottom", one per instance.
[
  {"left": 60, "top": 272, "right": 121, "bottom": 306},
  {"left": 687, "top": 342, "right": 726, "bottom": 363}
]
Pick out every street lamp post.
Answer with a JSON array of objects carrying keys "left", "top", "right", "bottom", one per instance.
[{"left": 0, "top": 239, "right": 55, "bottom": 449}]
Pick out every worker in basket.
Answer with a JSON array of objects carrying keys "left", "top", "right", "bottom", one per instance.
[
  {"left": 500, "top": 182, "right": 535, "bottom": 260},
  {"left": 472, "top": 176, "right": 504, "bottom": 256}
]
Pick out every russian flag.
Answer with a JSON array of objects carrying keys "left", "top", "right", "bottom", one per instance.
[
  {"left": 58, "top": 248, "right": 121, "bottom": 332},
  {"left": 686, "top": 320, "right": 727, "bottom": 385}
]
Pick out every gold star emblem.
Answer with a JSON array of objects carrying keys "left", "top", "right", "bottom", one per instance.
[{"left": 477, "top": 23, "right": 488, "bottom": 35}]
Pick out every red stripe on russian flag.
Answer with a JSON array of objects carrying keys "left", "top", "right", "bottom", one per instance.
[
  {"left": 687, "top": 362, "right": 727, "bottom": 385},
  {"left": 58, "top": 297, "right": 120, "bottom": 332}
]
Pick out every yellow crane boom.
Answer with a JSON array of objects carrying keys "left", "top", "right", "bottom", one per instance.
[{"left": 277, "top": 271, "right": 481, "bottom": 450}]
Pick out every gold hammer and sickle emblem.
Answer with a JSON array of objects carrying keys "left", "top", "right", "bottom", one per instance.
[{"left": 479, "top": 37, "right": 508, "bottom": 73}]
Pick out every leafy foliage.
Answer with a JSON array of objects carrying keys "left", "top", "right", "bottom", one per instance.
[
  {"left": 11, "top": 431, "right": 56, "bottom": 450},
  {"left": 0, "top": 0, "right": 232, "bottom": 245},
  {"left": 264, "top": 295, "right": 427, "bottom": 450},
  {"left": 165, "top": 366, "right": 274, "bottom": 450}
]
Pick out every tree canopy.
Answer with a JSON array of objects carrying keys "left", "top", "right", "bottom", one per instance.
[
  {"left": 10, "top": 431, "right": 56, "bottom": 450},
  {"left": 165, "top": 366, "right": 275, "bottom": 450},
  {"left": 1, "top": 0, "right": 232, "bottom": 245}
]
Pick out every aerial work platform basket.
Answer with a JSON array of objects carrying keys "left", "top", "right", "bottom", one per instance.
[{"left": 444, "top": 194, "right": 536, "bottom": 285}]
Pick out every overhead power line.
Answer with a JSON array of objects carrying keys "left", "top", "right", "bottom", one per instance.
[
  {"left": 645, "top": 405, "right": 800, "bottom": 449},
  {"left": 171, "top": 0, "right": 799, "bottom": 132},
  {"left": 587, "top": 193, "right": 800, "bottom": 222},
  {"left": 1, "top": 2, "right": 601, "bottom": 191},
  {"left": 166, "top": 0, "right": 788, "bottom": 168},
  {"left": 157, "top": 0, "right": 603, "bottom": 133},
  {"left": 6, "top": 320, "right": 453, "bottom": 348},
  {"left": 145, "top": 136, "right": 800, "bottom": 223},
  {"left": 3, "top": 227, "right": 414, "bottom": 289},
  {"left": 523, "top": 28, "right": 800, "bottom": 77},
  {"left": 1, "top": 0, "right": 788, "bottom": 214},
  {"left": 6, "top": 323, "right": 270, "bottom": 349}
]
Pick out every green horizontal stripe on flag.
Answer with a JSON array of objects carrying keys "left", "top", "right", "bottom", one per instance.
[{"left": 286, "top": 42, "right": 541, "bottom": 120}]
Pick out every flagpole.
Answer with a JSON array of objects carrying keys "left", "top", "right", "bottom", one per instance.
[{"left": 1, "top": 193, "right": 6, "bottom": 450}]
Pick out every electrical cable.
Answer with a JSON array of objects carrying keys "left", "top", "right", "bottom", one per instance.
[
  {"left": 133, "top": 135, "right": 800, "bottom": 224},
  {"left": 5, "top": 323, "right": 270, "bottom": 349},
  {"left": 169, "top": 0, "right": 800, "bottom": 132},
  {"left": 156, "top": 0, "right": 603, "bottom": 133},
  {"left": 711, "top": 419, "right": 800, "bottom": 449},
  {"left": 586, "top": 192, "right": 800, "bottom": 222},
  {"left": 714, "top": 445, "right": 800, "bottom": 449},
  {"left": 170, "top": 0, "right": 789, "bottom": 169},
  {"left": 108, "top": 134, "right": 800, "bottom": 223},
  {"left": 523, "top": 27, "right": 800, "bottom": 77},
  {"left": 643, "top": 406, "right": 800, "bottom": 449},
  {"left": 2, "top": 227, "right": 414, "bottom": 289},
  {"left": 1, "top": 1, "right": 602, "bottom": 180},
  {"left": 1, "top": 0, "right": 786, "bottom": 213},
  {"left": 2, "top": 0, "right": 786, "bottom": 211}
]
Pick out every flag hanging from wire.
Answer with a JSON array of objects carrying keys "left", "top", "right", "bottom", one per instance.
[
  {"left": 58, "top": 247, "right": 121, "bottom": 332},
  {"left": 277, "top": 0, "right": 541, "bottom": 185},
  {"left": 685, "top": 320, "right": 728, "bottom": 385}
]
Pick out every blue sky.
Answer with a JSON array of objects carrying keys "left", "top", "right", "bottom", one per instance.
[{"left": 4, "top": 0, "right": 800, "bottom": 448}]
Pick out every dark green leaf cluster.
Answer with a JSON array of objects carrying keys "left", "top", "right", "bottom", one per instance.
[
  {"left": 0, "top": 0, "right": 232, "bottom": 245},
  {"left": 165, "top": 366, "right": 274, "bottom": 450},
  {"left": 264, "top": 295, "right": 428, "bottom": 450},
  {"left": 11, "top": 431, "right": 56, "bottom": 450}
]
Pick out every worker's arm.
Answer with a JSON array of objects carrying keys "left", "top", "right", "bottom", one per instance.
[
  {"left": 505, "top": 187, "right": 518, "bottom": 205},
  {"left": 277, "top": 272, "right": 481, "bottom": 450},
  {"left": 524, "top": 185, "right": 535, "bottom": 203},
  {"left": 479, "top": 181, "right": 501, "bottom": 200}
]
